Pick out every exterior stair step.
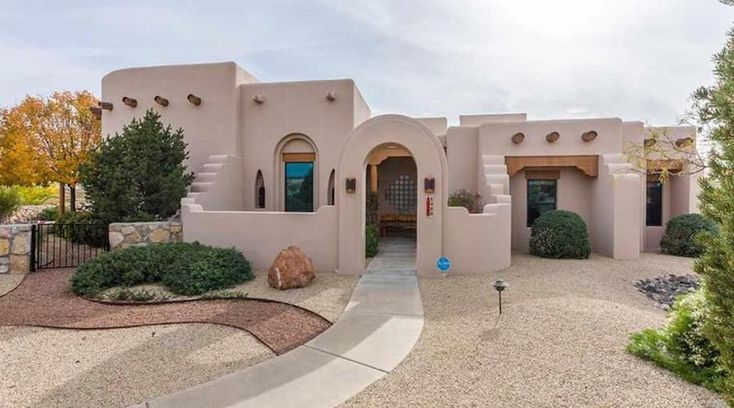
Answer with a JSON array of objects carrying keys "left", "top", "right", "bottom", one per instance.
[
  {"left": 190, "top": 182, "right": 212, "bottom": 192},
  {"left": 195, "top": 172, "right": 218, "bottom": 182},
  {"left": 208, "top": 154, "right": 229, "bottom": 163},
  {"left": 202, "top": 163, "right": 224, "bottom": 171}
]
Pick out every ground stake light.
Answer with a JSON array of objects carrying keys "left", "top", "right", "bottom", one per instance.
[{"left": 493, "top": 279, "right": 509, "bottom": 314}]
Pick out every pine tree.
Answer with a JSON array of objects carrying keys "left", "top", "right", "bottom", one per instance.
[
  {"left": 80, "top": 109, "right": 194, "bottom": 223},
  {"left": 692, "top": 22, "right": 734, "bottom": 402}
]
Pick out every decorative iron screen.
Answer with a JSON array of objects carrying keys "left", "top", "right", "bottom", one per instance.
[{"left": 386, "top": 174, "right": 417, "bottom": 214}]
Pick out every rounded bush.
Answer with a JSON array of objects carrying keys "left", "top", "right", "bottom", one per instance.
[
  {"left": 661, "top": 214, "right": 718, "bottom": 258},
  {"left": 529, "top": 210, "right": 591, "bottom": 259},
  {"left": 72, "top": 242, "right": 252, "bottom": 297}
]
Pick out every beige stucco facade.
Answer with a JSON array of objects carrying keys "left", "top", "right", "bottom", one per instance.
[{"left": 100, "top": 61, "right": 699, "bottom": 276}]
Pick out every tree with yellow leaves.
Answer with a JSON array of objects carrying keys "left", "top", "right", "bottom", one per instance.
[{"left": 0, "top": 91, "right": 101, "bottom": 214}]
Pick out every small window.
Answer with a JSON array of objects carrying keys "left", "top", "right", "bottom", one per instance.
[
  {"left": 385, "top": 174, "right": 417, "bottom": 214},
  {"left": 328, "top": 169, "right": 335, "bottom": 205},
  {"left": 527, "top": 179, "right": 557, "bottom": 227},
  {"left": 646, "top": 181, "right": 663, "bottom": 226},
  {"left": 285, "top": 162, "right": 314, "bottom": 212},
  {"left": 255, "top": 170, "right": 265, "bottom": 209}
]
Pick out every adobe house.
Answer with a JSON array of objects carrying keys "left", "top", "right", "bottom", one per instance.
[{"left": 100, "top": 62, "right": 699, "bottom": 276}]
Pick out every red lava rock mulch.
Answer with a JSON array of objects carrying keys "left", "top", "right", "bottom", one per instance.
[{"left": 0, "top": 270, "right": 330, "bottom": 355}]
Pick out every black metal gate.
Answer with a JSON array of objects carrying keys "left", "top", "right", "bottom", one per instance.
[{"left": 30, "top": 223, "right": 109, "bottom": 271}]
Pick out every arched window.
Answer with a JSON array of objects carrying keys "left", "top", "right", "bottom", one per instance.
[
  {"left": 279, "top": 136, "right": 317, "bottom": 212},
  {"left": 255, "top": 170, "right": 265, "bottom": 209},
  {"left": 328, "top": 169, "right": 335, "bottom": 205}
]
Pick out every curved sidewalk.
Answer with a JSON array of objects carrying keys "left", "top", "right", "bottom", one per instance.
[{"left": 139, "top": 237, "right": 424, "bottom": 408}]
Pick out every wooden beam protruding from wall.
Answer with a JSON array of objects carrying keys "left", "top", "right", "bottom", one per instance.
[
  {"left": 122, "top": 97, "right": 137, "bottom": 108},
  {"left": 505, "top": 155, "right": 599, "bottom": 177}
]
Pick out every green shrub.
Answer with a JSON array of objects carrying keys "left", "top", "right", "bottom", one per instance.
[
  {"left": 366, "top": 224, "right": 379, "bottom": 257},
  {"left": 661, "top": 214, "right": 718, "bottom": 258},
  {"left": 71, "top": 242, "right": 253, "bottom": 297},
  {"left": 55, "top": 210, "right": 108, "bottom": 248},
  {"left": 529, "top": 210, "right": 591, "bottom": 259},
  {"left": 79, "top": 109, "right": 194, "bottom": 225},
  {"left": 0, "top": 186, "right": 21, "bottom": 222},
  {"left": 448, "top": 189, "right": 482, "bottom": 213},
  {"left": 366, "top": 191, "right": 379, "bottom": 226},
  {"left": 38, "top": 206, "right": 59, "bottom": 221},
  {"left": 627, "top": 289, "right": 729, "bottom": 395},
  {"left": 11, "top": 185, "right": 56, "bottom": 205}
]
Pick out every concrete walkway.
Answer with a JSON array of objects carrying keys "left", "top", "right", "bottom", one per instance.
[{"left": 138, "top": 237, "right": 423, "bottom": 408}]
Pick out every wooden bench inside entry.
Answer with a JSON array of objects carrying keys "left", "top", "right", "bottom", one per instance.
[{"left": 379, "top": 214, "right": 417, "bottom": 236}]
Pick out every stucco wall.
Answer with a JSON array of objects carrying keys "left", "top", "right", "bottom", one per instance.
[
  {"left": 240, "top": 79, "right": 366, "bottom": 212},
  {"left": 479, "top": 118, "right": 624, "bottom": 157},
  {"left": 181, "top": 204, "right": 338, "bottom": 272},
  {"left": 446, "top": 126, "right": 479, "bottom": 194},
  {"left": 101, "top": 62, "right": 255, "bottom": 173},
  {"left": 443, "top": 204, "right": 511, "bottom": 274}
]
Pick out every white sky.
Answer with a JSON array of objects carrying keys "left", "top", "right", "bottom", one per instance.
[{"left": 1, "top": 0, "right": 733, "bottom": 125}]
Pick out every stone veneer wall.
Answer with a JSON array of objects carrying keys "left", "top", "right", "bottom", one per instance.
[
  {"left": 109, "top": 222, "right": 183, "bottom": 250},
  {"left": 0, "top": 224, "right": 32, "bottom": 274}
]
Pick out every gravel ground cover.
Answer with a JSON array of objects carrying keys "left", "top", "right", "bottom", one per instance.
[
  {"left": 343, "top": 253, "right": 726, "bottom": 407},
  {"left": 0, "top": 270, "right": 329, "bottom": 354},
  {"left": 0, "top": 324, "right": 274, "bottom": 408},
  {"left": 95, "top": 271, "right": 358, "bottom": 323},
  {"left": 0, "top": 274, "right": 23, "bottom": 296}
]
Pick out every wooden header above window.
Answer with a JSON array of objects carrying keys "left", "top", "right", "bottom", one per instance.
[
  {"left": 282, "top": 152, "right": 315, "bottom": 162},
  {"left": 505, "top": 155, "right": 598, "bottom": 177}
]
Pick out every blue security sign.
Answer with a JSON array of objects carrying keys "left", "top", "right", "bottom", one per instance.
[{"left": 436, "top": 256, "right": 451, "bottom": 273}]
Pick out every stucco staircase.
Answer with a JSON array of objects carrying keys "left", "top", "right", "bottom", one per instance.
[
  {"left": 480, "top": 154, "right": 511, "bottom": 204},
  {"left": 184, "top": 154, "right": 244, "bottom": 211}
]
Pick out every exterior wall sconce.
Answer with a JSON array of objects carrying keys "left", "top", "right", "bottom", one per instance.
[
  {"left": 187, "top": 94, "right": 202, "bottom": 106},
  {"left": 253, "top": 94, "right": 265, "bottom": 104},
  {"left": 326, "top": 91, "right": 336, "bottom": 101},
  {"left": 424, "top": 177, "right": 435, "bottom": 194},
  {"left": 546, "top": 131, "right": 560, "bottom": 143},
  {"left": 581, "top": 130, "right": 598, "bottom": 142},
  {"left": 154, "top": 95, "right": 169, "bottom": 107},
  {"left": 99, "top": 101, "right": 113, "bottom": 111},
  {"left": 675, "top": 137, "right": 694, "bottom": 149},
  {"left": 345, "top": 178, "right": 356, "bottom": 193},
  {"left": 511, "top": 132, "right": 525, "bottom": 144},
  {"left": 122, "top": 97, "right": 137, "bottom": 108},
  {"left": 644, "top": 138, "right": 657, "bottom": 148}
]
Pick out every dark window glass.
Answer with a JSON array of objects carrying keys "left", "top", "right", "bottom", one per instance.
[
  {"left": 285, "top": 162, "right": 314, "bottom": 212},
  {"left": 527, "top": 179, "right": 557, "bottom": 227},
  {"left": 646, "top": 181, "right": 663, "bottom": 226}
]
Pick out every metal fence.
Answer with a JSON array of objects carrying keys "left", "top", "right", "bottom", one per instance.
[{"left": 30, "top": 223, "right": 109, "bottom": 271}]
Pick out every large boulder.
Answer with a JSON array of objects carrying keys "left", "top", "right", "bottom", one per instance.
[{"left": 268, "top": 246, "right": 315, "bottom": 290}]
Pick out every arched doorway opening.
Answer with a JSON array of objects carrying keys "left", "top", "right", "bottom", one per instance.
[
  {"left": 365, "top": 144, "right": 418, "bottom": 263},
  {"left": 337, "top": 115, "right": 447, "bottom": 276}
]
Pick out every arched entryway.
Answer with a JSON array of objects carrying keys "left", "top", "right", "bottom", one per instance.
[{"left": 336, "top": 115, "right": 447, "bottom": 276}]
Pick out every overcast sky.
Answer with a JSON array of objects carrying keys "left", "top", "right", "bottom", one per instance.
[{"left": 1, "top": 0, "right": 733, "bottom": 125}]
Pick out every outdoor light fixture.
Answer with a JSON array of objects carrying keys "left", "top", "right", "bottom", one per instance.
[
  {"left": 187, "top": 94, "right": 202, "bottom": 106},
  {"left": 581, "top": 130, "right": 598, "bottom": 142},
  {"left": 546, "top": 131, "right": 560, "bottom": 143},
  {"left": 511, "top": 132, "right": 525, "bottom": 144},
  {"left": 122, "top": 96, "right": 137, "bottom": 108},
  {"left": 253, "top": 94, "right": 265, "bottom": 104},
  {"left": 154, "top": 95, "right": 169, "bottom": 107},
  {"left": 493, "top": 279, "right": 509, "bottom": 314},
  {"left": 326, "top": 91, "right": 336, "bottom": 101},
  {"left": 98, "top": 101, "right": 113, "bottom": 111},
  {"left": 424, "top": 177, "right": 435, "bottom": 194},
  {"left": 345, "top": 178, "right": 356, "bottom": 193}
]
